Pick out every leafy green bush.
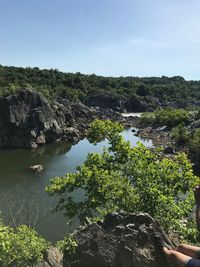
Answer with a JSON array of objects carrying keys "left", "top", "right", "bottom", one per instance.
[
  {"left": 46, "top": 120, "right": 199, "bottom": 241},
  {"left": 189, "top": 129, "right": 200, "bottom": 154},
  {"left": 170, "top": 127, "right": 200, "bottom": 175},
  {"left": 141, "top": 108, "right": 190, "bottom": 127},
  {"left": 0, "top": 221, "right": 48, "bottom": 266},
  {"left": 155, "top": 109, "right": 190, "bottom": 127},
  {"left": 171, "top": 123, "right": 189, "bottom": 146},
  {"left": 188, "top": 129, "right": 200, "bottom": 170},
  {"left": 57, "top": 234, "right": 77, "bottom": 267},
  {"left": 87, "top": 119, "right": 124, "bottom": 144},
  {"left": 57, "top": 235, "right": 77, "bottom": 253},
  {"left": 140, "top": 112, "right": 155, "bottom": 125}
]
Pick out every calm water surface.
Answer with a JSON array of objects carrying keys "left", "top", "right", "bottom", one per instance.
[{"left": 0, "top": 128, "right": 152, "bottom": 242}]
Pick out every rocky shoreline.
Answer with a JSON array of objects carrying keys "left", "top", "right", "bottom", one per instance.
[
  {"left": 0, "top": 88, "right": 195, "bottom": 167},
  {"left": 0, "top": 89, "right": 173, "bottom": 150}
]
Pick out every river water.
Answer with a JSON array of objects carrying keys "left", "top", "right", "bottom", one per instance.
[{"left": 0, "top": 128, "right": 152, "bottom": 242}]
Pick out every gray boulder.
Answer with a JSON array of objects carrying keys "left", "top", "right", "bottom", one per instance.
[
  {"left": 63, "top": 212, "right": 174, "bottom": 267},
  {"left": 34, "top": 247, "right": 63, "bottom": 267}
]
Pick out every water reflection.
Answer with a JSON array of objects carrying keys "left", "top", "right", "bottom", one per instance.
[
  {"left": 31, "top": 142, "right": 72, "bottom": 157},
  {"left": 0, "top": 128, "right": 152, "bottom": 242}
]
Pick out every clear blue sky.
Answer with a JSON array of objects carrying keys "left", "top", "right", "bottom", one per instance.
[{"left": 1, "top": 0, "right": 200, "bottom": 80}]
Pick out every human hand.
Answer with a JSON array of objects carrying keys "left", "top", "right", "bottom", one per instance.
[{"left": 194, "top": 185, "right": 200, "bottom": 206}]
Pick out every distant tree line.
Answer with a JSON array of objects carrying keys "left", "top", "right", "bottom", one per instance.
[{"left": 1, "top": 65, "right": 200, "bottom": 104}]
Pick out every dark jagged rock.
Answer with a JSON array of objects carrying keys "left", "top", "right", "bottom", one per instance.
[
  {"left": 0, "top": 89, "right": 73, "bottom": 148},
  {"left": 84, "top": 93, "right": 124, "bottom": 111},
  {"left": 63, "top": 212, "right": 174, "bottom": 267},
  {"left": 0, "top": 89, "right": 130, "bottom": 148},
  {"left": 163, "top": 146, "right": 175, "bottom": 155},
  {"left": 84, "top": 93, "right": 160, "bottom": 113},
  {"left": 124, "top": 96, "right": 149, "bottom": 112}
]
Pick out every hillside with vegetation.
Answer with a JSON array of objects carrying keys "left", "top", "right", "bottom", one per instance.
[{"left": 1, "top": 65, "right": 200, "bottom": 109}]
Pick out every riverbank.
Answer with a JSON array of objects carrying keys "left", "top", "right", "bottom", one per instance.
[
  {"left": 135, "top": 109, "right": 200, "bottom": 175},
  {"left": 121, "top": 112, "right": 172, "bottom": 148}
]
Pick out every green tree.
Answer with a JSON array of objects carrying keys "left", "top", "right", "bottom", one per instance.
[
  {"left": 0, "top": 221, "right": 48, "bottom": 266},
  {"left": 46, "top": 120, "right": 199, "bottom": 241},
  {"left": 171, "top": 123, "right": 189, "bottom": 146}
]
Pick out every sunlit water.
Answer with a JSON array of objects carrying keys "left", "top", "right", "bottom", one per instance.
[
  {"left": 0, "top": 128, "right": 152, "bottom": 242},
  {"left": 121, "top": 112, "right": 142, "bottom": 117}
]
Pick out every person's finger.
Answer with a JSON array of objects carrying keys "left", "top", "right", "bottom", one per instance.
[{"left": 162, "top": 247, "right": 170, "bottom": 255}]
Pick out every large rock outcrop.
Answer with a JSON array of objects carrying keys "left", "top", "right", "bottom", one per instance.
[
  {"left": 0, "top": 89, "right": 126, "bottom": 148},
  {"left": 63, "top": 212, "right": 175, "bottom": 267},
  {"left": 84, "top": 93, "right": 124, "bottom": 111},
  {"left": 0, "top": 89, "right": 73, "bottom": 148},
  {"left": 124, "top": 96, "right": 149, "bottom": 112},
  {"left": 84, "top": 93, "right": 160, "bottom": 112}
]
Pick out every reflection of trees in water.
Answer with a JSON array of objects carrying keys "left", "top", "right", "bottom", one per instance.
[
  {"left": 31, "top": 142, "right": 72, "bottom": 158},
  {"left": 0, "top": 179, "right": 55, "bottom": 229},
  {"left": 0, "top": 142, "right": 74, "bottom": 231}
]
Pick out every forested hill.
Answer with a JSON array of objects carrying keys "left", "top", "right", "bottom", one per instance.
[{"left": 1, "top": 65, "right": 200, "bottom": 107}]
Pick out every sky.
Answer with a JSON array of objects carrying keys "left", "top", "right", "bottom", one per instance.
[{"left": 0, "top": 0, "right": 200, "bottom": 80}]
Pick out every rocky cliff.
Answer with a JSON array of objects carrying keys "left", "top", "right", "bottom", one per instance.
[
  {"left": 0, "top": 89, "right": 125, "bottom": 148},
  {"left": 84, "top": 93, "right": 160, "bottom": 112},
  {"left": 0, "top": 89, "right": 69, "bottom": 148}
]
